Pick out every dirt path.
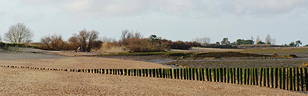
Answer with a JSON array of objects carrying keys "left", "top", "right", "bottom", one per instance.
[{"left": 0, "top": 68, "right": 305, "bottom": 96}]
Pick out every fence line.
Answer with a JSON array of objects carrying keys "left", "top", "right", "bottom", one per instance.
[{"left": 1, "top": 65, "right": 307, "bottom": 92}]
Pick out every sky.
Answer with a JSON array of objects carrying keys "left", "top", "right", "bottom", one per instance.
[{"left": 0, "top": 0, "right": 308, "bottom": 44}]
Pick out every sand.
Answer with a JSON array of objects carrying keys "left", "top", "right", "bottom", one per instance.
[
  {"left": 0, "top": 57, "right": 168, "bottom": 69},
  {"left": 0, "top": 67, "right": 306, "bottom": 96},
  {"left": 0, "top": 50, "right": 306, "bottom": 96}
]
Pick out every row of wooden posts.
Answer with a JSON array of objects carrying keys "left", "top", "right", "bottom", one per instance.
[{"left": 1, "top": 65, "right": 307, "bottom": 92}]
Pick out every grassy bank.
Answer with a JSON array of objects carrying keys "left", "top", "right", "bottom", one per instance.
[
  {"left": 241, "top": 47, "right": 308, "bottom": 54},
  {"left": 101, "top": 51, "right": 275, "bottom": 59}
]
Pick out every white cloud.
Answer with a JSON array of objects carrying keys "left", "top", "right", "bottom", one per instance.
[
  {"left": 65, "top": 0, "right": 151, "bottom": 16},
  {"left": 71, "top": 0, "right": 308, "bottom": 17},
  {"left": 232, "top": 0, "right": 308, "bottom": 15},
  {"left": 5, "top": 0, "right": 308, "bottom": 17}
]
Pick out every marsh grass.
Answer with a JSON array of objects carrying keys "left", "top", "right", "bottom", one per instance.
[{"left": 241, "top": 47, "right": 308, "bottom": 54}]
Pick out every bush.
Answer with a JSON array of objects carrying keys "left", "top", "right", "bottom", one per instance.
[
  {"left": 124, "top": 38, "right": 167, "bottom": 52},
  {"left": 40, "top": 35, "right": 70, "bottom": 50},
  {"left": 169, "top": 41, "right": 193, "bottom": 50},
  {"left": 99, "top": 42, "right": 125, "bottom": 53},
  {"left": 0, "top": 42, "right": 31, "bottom": 49},
  {"left": 39, "top": 31, "right": 102, "bottom": 52}
]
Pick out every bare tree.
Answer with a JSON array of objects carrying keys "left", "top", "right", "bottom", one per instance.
[
  {"left": 121, "top": 30, "right": 142, "bottom": 40},
  {"left": 41, "top": 34, "right": 66, "bottom": 50},
  {"left": 120, "top": 30, "right": 142, "bottom": 45},
  {"left": 5, "top": 23, "right": 33, "bottom": 43},
  {"left": 74, "top": 29, "right": 99, "bottom": 52},
  {"left": 88, "top": 30, "right": 99, "bottom": 51},
  {"left": 68, "top": 36, "right": 80, "bottom": 50},
  {"left": 41, "top": 36, "right": 52, "bottom": 49}
]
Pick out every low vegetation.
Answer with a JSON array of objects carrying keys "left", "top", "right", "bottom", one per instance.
[
  {"left": 241, "top": 47, "right": 308, "bottom": 54},
  {"left": 102, "top": 51, "right": 277, "bottom": 59},
  {"left": 39, "top": 30, "right": 102, "bottom": 51}
]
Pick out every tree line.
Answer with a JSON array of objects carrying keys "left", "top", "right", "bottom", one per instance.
[
  {"left": 0, "top": 23, "right": 306, "bottom": 52},
  {"left": 195, "top": 35, "right": 303, "bottom": 48}
]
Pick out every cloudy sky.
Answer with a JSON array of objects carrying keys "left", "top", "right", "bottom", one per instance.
[{"left": 0, "top": 0, "right": 308, "bottom": 44}]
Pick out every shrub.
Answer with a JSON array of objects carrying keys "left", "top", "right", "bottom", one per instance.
[
  {"left": 68, "top": 36, "right": 80, "bottom": 50},
  {"left": 99, "top": 42, "right": 125, "bottom": 53},
  {"left": 124, "top": 38, "right": 167, "bottom": 52},
  {"left": 40, "top": 35, "right": 69, "bottom": 50},
  {"left": 169, "top": 41, "right": 193, "bottom": 50},
  {"left": 73, "top": 30, "right": 100, "bottom": 52},
  {"left": 39, "top": 30, "right": 102, "bottom": 52}
]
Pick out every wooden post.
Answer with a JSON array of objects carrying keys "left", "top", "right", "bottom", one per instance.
[
  {"left": 217, "top": 68, "right": 219, "bottom": 82},
  {"left": 266, "top": 68, "right": 270, "bottom": 87},
  {"left": 184, "top": 68, "right": 189, "bottom": 80},
  {"left": 251, "top": 68, "right": 254, "bottom": 85},
  {"left": 179, "top": 68, "right": 184, "bottom": 79},
  {"left": 222, "top": 68, "right": 226, "bottom": 83},
  {"left": 192, "top": 68, "right": 195, "bottom": 80},
  {"left": 243, "top": 68, "right": 247, "bottom": 85},
  {"left": 233, "top": 68, "right": 236, "bottom": 84},
  {"left": 189, "top": 68, "right": 194, "bottom": 80},
  {"left": 174, "top": 69, "right": 177, "bottom": 79},
  {"left": 150, "top": 69, "right": 153, "bottom": 77},
  {"left": 205, "top": 68, "right": 209, "bottom": 81},
  {"left": 304, "top": 67, "right": 308, "bottom": 91},
  {"left": 278, "top": 68, "right": 281, "bottom": 89},
  {"left": 227, "top": 68, "right": 230, "bottom": 83},
  {"left": 224, "top": 68, "right": 226, "bottom": 83},
  {"left": 230, "top": 68, "right": 233, "bottom": 83},
  {"left": 179, "top": 68, "right": 182, "bottom": 79},
  {"left": 216, "top": 68, "right": 219, "bottom": 82},
  {"left": 249, "top": 68, "right": 252, "bottom": 85},
  {"left": 293, "top": 67, "right": 297, "bottom": 91},
  {"left": 300, "top": 68, "right": 304, "bottom": 91},
  {"left": 263, "top": 68, "right": 266, "bottom": 87},
  {"left": 195, "top": 68, "right": 199, "bottom": 81},
  {"left": 293, "top": 67, "right": 296, "bottom": 91},
  {"left": 286, "top": 68, "right": 289, "bottom": 90},
  {"left": 296, "top": 67, "right": 300, "bottom": 91},
  {"left": 153, "top": 69, "right": 156, "bottom": 78},
  {"left": 289, "top": 68, "right": 293, "bottom": 90},
  {"left": 270, "top": 68, "right": 274, "bottom": 88},
  {"left": 209, "top": 68, "right": 212, "bottom": 82},
  {"left": 282, "top": 68, "right": 286, "bottom": 90},
  {"left": 252, "top": 68, "right": 255, "bottom": 85},
  {"left": 200, "top": 68, "right": 204, "bottom": 81},
  {"left": 179, "top": 69, "right": 182, "bottom": 80},
  {"left": 240, "top": 68, "right": 243, "bottom": 85},
  {"left": 184, "top": 68, "right": 187, "bottom": 80},
  {"left": 162, "top": 69, "right": 165, "bottom": 78},
  {"left": 212, "top": 68, "right": 215, "bottom": 82},
  {"left": 236, "top": 68, "right": 239, "bottom": 84},
  {"left": 255, "top": 68, "right": 258, "bottom": 85}
]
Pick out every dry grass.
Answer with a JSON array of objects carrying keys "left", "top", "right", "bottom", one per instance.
[
  {"left": 241, "top": 47, "right": 308, "bottom": 54},
  {"left": 46, "top": 51, "right": 99, "bottom": 56},
  {"left": 98, "top": 43, "right": 126, "bottom": 54},
  {"left": 173, "top": 47, "right": 243, "bottom": 53},
  {"left": 0, "top": 67, "right": 305, "bottom": 96}
]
